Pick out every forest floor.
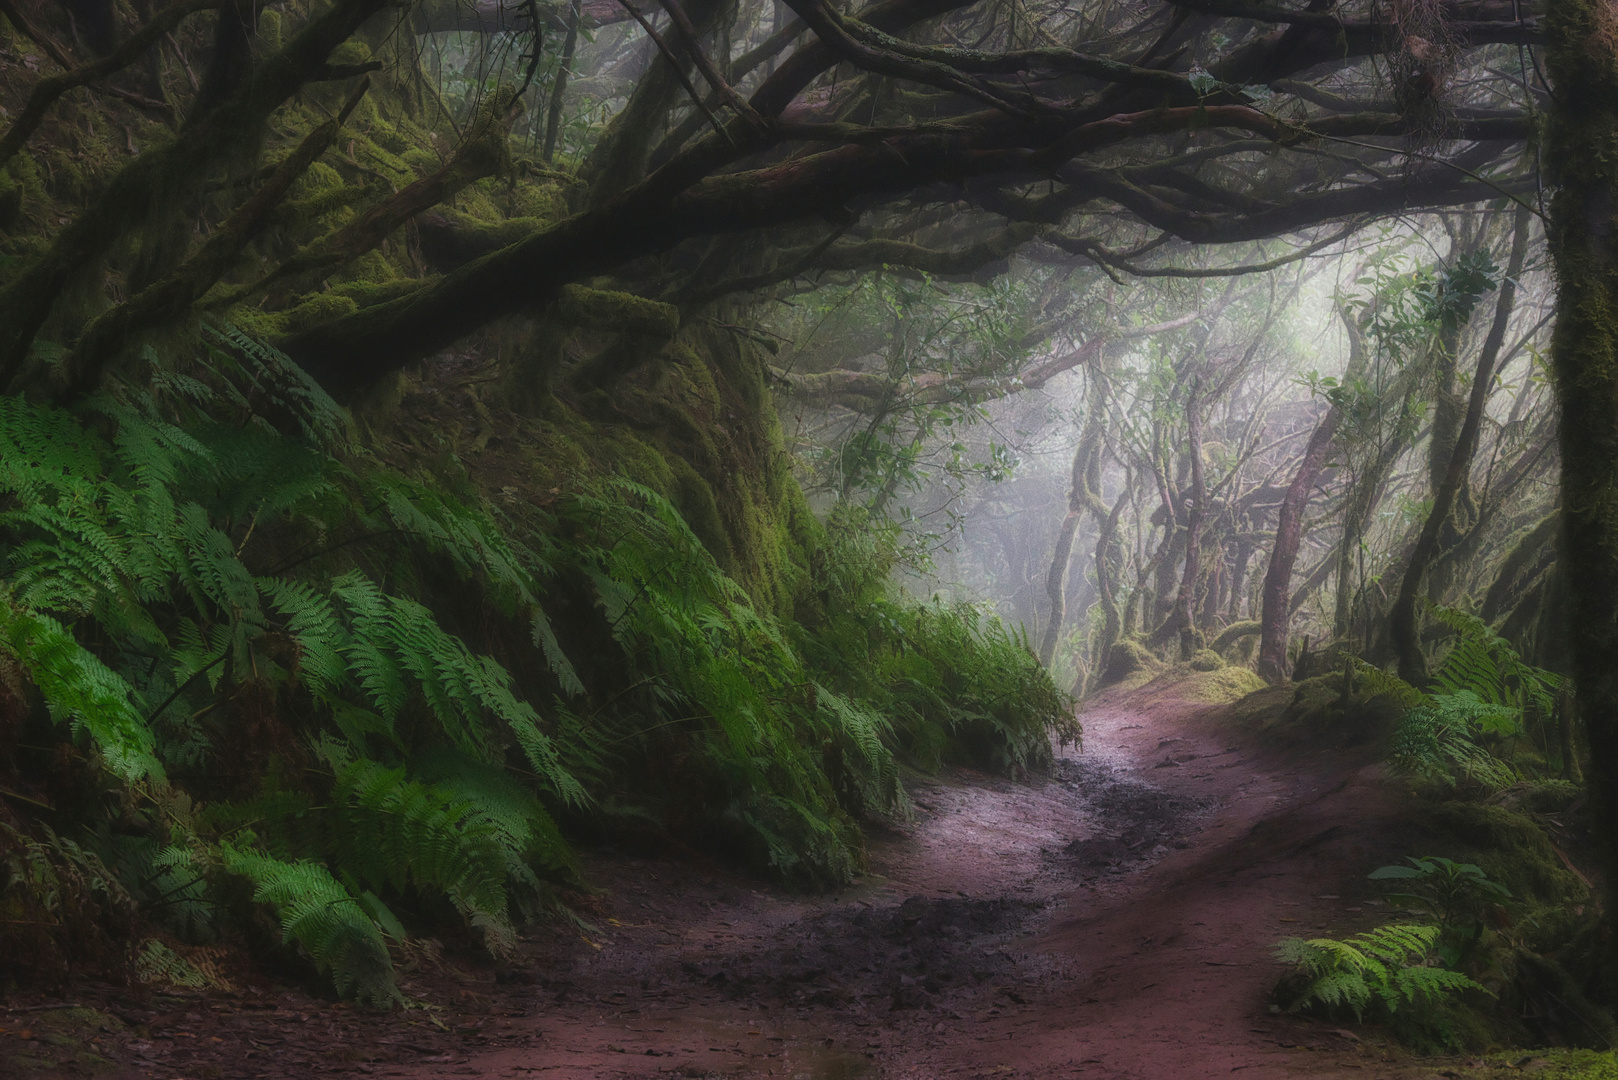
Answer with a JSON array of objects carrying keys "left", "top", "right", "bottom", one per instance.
[{"left": 3, "top": 674, "right": 1497, "bottom": 1080}]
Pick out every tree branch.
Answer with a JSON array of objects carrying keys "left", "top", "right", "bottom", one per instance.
[{"left": 0, "top": 0, "right": 221, "bottom": 168}]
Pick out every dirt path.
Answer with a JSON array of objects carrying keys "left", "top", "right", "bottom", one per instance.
[{"left": 2, "top": 677, "right": 1448, "bottom": 1080}]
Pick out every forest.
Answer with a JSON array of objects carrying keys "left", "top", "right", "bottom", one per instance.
[{"left": 0, "top": 0, "right": 1614, "bottom": 1074}]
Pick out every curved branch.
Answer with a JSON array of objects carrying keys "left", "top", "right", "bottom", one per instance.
[
  {"left": 0, "top": 0, "right": 394, "bottom": 392},
  {"left": 0, "top": 0, "right": 221, "bottom": 168},
  {"left": 1050, "top": 220, "right": 1363, "bottom": 278}
]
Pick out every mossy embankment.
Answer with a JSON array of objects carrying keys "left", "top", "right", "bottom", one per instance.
[
  {"left": 0, "top": 10, "right": 1080, "bottom": 1005},
  {"left": 1223, "top": 672, "right": 1612, "bottom": 1053}
]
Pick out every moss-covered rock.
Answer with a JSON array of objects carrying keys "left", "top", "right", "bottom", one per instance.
[
  {"left": 1174, "top": 664, "right": 1266, "bottom": 702},
  {"left": 1099, "top": 638, "right": 1158, "bottom": 687},
  {"left": 1427, "top": 801, "right": 1589, "bottom": 907},
  {"left": 1224, "top": 671, "right": 1402, "bottom": 749},
  {"left": 1188, "top": 648, "right": 1224, "bottom": 671}
]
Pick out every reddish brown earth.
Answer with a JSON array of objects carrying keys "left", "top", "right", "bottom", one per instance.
[{"left": 1, "top": 677, "right": 1461, "bottom": 1079}]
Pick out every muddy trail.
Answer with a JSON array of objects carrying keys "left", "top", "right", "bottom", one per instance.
[{"left": 3, "top": 677, "right": 1450, "bottom": 1079}]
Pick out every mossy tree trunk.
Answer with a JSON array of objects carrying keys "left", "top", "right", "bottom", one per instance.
[
  {"left": 1038, "top": 374, "right": 1107, "bottom": 667},
  {"left": 1390, "top": 205, "right": 1531, "bottom": 685},
  {"left": 1545, "top": 0, "right": 1618, "bottom": 986},
  {"left": 1169, "top": 382, "right": 1206, "bottom": 659},
  {"left": 1256, "top": 404, "right": 1337, "bottom": 682}
]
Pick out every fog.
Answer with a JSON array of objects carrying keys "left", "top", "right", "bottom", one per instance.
[{"left": 762, "top": 217, "right": 1556, "bottom": 695}]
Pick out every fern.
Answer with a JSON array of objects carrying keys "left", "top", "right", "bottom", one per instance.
[
  {"left": 219, "top": 843, "right": 398, "bottom": 1005},
  {"left": 135, "top": 940, "right": 213, "bottom": 989},
  {"left": 0, "top": 334, "right": 594, "bottom": 1001},
  {"left": 1275, "top": 922, "right": 1485, "bottom": 1019},
  {"left": 258, "top": 578, "right": 348, "bottom": 693},
  {"left": 1391, "top": 691, "right": 1521, "bottom": 788},
  {"left": 363, "top": 470, "right": 547, "bottom": 610},
  {"left": 319, "top": 741, "right": 517, "bottom": 956},
  {"left": 203, "top": 323, "right": 347, "bottom": 449},
  {"left": 559, "top": 477, "right": 880, "bottom": 886},
  {"left": 0, "top": 601, "right": 161, "bottom": 781},
  {"left": 1381, "top": 606, "right": 1560, "bottom": 789},
  {"left": 412, "top": 751, "right": 578, "bottom": 880},
  {"left": 1429, "top": 605, "right": 1559, "bottom": 714}
]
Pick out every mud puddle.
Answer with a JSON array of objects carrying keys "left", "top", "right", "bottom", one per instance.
[{"left": 1043, "top": 755, "right": 1212, "bottom": 882}]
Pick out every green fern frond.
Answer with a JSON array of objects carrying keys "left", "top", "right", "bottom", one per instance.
[
  {"left": 1276, "top": 922, "right": 1484, "bottom": 1020},
  {"left": 219, "top": 843, "right": 397, "bottom": 1005},
  {"left": 1391, "top": 692, "right": 1520, "bottom": 789},
  {"left": 204, "top": 323, "right": 347, "bottom": 449},
  {"left": 362, "top": 471, "right": 545, "bottom": 609},
  {"left": 258, "top": 578, "right": 347, "bottom": 694},
  {"left": 319, "top": 742, "right": 515, "bottom": 956},
  {"left": 531, "top": 608, "right": 584, "bottom": 698},
  {"left": 0, "top": 601, "right": 161, "bottom": 782},
  {"left": 412, "top": 752, "right": 579, "bottom": 883}
]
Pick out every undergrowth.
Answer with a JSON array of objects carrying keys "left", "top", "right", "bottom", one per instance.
[
  {"left": 1275, "top": 922, "right": 1485, "bottom": 1019},
  {"left": 1353, "top": 605, "right": 1560, "bottom": 791},
  {"left": 798, "top": 506, "right": 1079, "bottom": 776},
  {"left": 0, "top": 328, "right": 1075, "bottom": 1002}
]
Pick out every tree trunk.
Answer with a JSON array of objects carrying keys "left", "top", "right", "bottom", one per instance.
[
  {"left": 1545, "top": 0, "right": 1618, "bottom": 990},
  {"left": 1256, "top": 408, "right": 1339, "bottom": 682},
  {"left": 1228, "top": 538, "right": 1254, "bottom": 621},
  {"left": 1170, "top": 383, "right": 1205, "bottom": 658},
  {"left": 1085, "top": 484, "right": 1131, "bottom": 693},
  {"left": 543, "top": 0, "right": 583, "bottom": 162},
  {"left": 1038, "top": 376, "right": 1108, "bottom": 666},
  {"left": 1390, "top": 205, "right": 1531, "bottom": 684},
  {"left": 1332, "top": 432, "right": 1409, "bottom": 639},
  {"left": 1038, "top": 506, "right": 1083, "bottom": 668}
]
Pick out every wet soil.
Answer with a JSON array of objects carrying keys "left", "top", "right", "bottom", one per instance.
[{"left": 1, "top": 677, "right": 1459, "bottom": 1079}]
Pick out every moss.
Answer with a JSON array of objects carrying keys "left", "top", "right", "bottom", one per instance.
[
  {"left": 506, "top": 178, "right": 570, "bottom": 222},
  {"left": 1210, "top": 619, "right": 1260, "bottom": 653},
  {"left": 289, "top": 161, "right": 347, "bottom": 202},
  {"left": 331, "top": 249, "right": 409, "bottom": 288},
  {"left": 328, "top": 40, "right": 373, "bottom": 66},
  {"left": 4, "top": 153, "right": 47, "bottom": 216},
  {"left": 1099, "top": 638, "right": 1158, "bottom": 688},
  {"left": 1224, "top": 672, "right": 1402, "bottom": 749},
  {"left": 431, "top": 209, "right": 547, "bottom": 252},
  {"left": 1426, "top": 801, "right": 1589, "bottom": 908},
  {"left": 1174, "top": 664, "right": 1266, "bottom": 702},
  {"left": 670, "top": 456, "right": 736, "bottom": 567},
  {"left": 1516, "top": 779, "right": 1583, "bottom": 814},
  {"left": 402, "top": 147, "right": 441, "bottom": 177},
  {"left": 220, "top": 307, "right": 290, "bottom": 340},
  {"left": 285, "top": 292, "right": 360, "bottom": 332},
  {"left": 329, "top": 276, "right": 428, "bottom": 308},
  {"left": 1473, "top": 1050, "right": 1618, "bottom": 1079},
  {"left": 0, "top": 171, "right": 20, "bottom": 234},
  {"left": 1188, "top": 647, "right": 1224, "bottom": 671},
  {"left": 557, "top": 284, "right": 680, "bottom": 338},
  {"left": 276, "top": 182, "right": 372, "bottom": 227},
  {"left": 258, "top": 7, "right": 282, "bottom": 50},
  {"left": 1227, "top": 683, "right": 1296, "bottom": 727},
  {"left": 1288, "top": 672, "right": 1343, "bottom": 715}
]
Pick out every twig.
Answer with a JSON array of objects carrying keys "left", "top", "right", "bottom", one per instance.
[
  {"left": 653, "top": 0, "right": 766, "bottom": 131},
  {"left": 165, "top": 30, "right": 199, "bottom": 90},
  {"left": 612, "top": 0, "right": 732, "bottom": 141}
]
